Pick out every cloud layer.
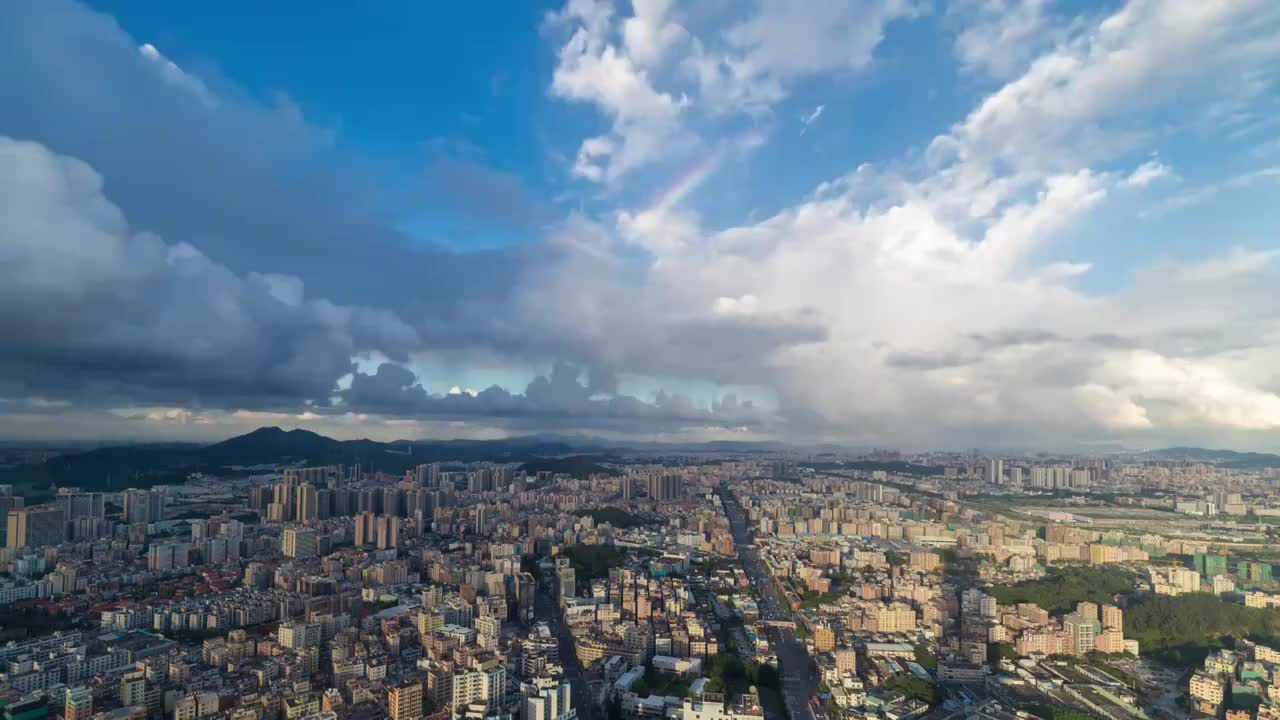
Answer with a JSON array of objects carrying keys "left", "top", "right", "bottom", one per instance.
[{"left": 2, "top": 0, "right": 1280, "bottom": 448}]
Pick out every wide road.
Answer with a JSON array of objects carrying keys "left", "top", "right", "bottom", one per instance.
[
  {"left": 535, "top": 578, "right": 596, "bottom": 720},
  {"left": 720, "top": 487, "right": 818, "bottom": 720}
]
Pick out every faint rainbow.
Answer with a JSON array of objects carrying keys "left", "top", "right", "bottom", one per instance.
[
  {"left": 649, "top": 150, "right": 722, "bottom": 214},
  {"left": 647, "top": 127, "right": 764, "bottom": 213}
]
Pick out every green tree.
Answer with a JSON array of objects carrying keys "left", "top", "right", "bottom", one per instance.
[
  {"left": 1126, "top": 593, "right": 1280, "bottom": 667},
  {"left": 988, "top": 566, "right": 1135, "bottom": 614},
  {"left": 884, "top": 675, "right": 942, "bottom": 705},
  {"left": 913, "top": 644, "right": 939, "bottom": 671}
]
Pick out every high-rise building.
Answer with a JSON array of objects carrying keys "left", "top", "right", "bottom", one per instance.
[
  {"left": 376, "top": 515, "right": 401, "bottom": 550},
  {"left": 813, "top": 624, "right": 835, "bottom": 652},
  {"left": 557, "top": 563, "right": 576, "bottom": 605},
  {"left": 834, "top": 648, "right": 857, "bottom": 675},
  {"left": 1240, "top": 561, "right": 1274, "bottom": 584},
  {"left": 147, "top": 542, "right": 189, "bottom": 571},
  {"left": 6, "top": 504, "right": 65, "bottom": 549},
  {"left": 469, "top": 468, "right": 494, "bottom": 494},
  {"left": 355, "top": 511, "right": 375, "bottom": 547},
  {"left": 296, "top": 483, "right": 319, "bottom": 522},
  {"left": 278, "top": 621, "right": 321, "bottom": 649},
  {"left": 525, "top": 681, "right": 575, "bottom": 720},
  {"left": 283, "top": 527, "right": 318, "bottom": 559},
  {"left": 120, "top": 670, "right": 148, "bottom": 709},
  {"left": 475, "top": 615, "right": 500, "bottom": 651},
  {"left": 621, "top": 477, "right": 632, "bottom": 500},
  {"left": 65, "top": 686, "right": 93, "bottom": 720},
  {"left": 1009, "top": 466, "right": 1024, "bottom": 486},
  {"left": 414, "top": 463, "right": 441, "bottom": 487},
  {"left": 1102, "top": 604, "right": 1123, "bottom": 632},
  {"left": 383, "top": 487, "right": 403, "bottom": 517},
  {"left": 771, "top": 461, "right": 792, "bottom": 482},
  {"left": 1194, "top": 554, "right": 1229, "bottom": 579},
  {"left": 58, "top": 490, "right": 105, "bottom": 521},
  {"left": 283, "top": 466, "right": 342, "bottom": 486},
  {"left": 1076, "top": 601, "right": 1099, "bottom": 622},
  {"left": 122, "top": 489, "right": 166, "bottom": 524},
  {"left": 389, "top": 679, "right": 423, "bottom": 720},
  {"left": 1063, "top": 612, "right": 1098, "bottom": 655},
  {"left": 0, "top": 495, "right": 26, "bottom": 547},
  {"left": 987, "top": 458, "right": 1004, "bottom": 484},
  {"left": 647, "top": 474, "right": 684, "bottom": 501}
]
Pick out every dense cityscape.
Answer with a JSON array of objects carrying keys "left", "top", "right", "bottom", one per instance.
[
  {"left": 3, "top": 434, "right": 1280, "bottom": 720},
  {"left": 5, "top": 2, "right": 1280, "bottom": 720}
]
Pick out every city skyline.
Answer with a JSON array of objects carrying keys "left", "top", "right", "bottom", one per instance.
[{"left": 3, "top": 1, "right": 1280, "bottom": 450}]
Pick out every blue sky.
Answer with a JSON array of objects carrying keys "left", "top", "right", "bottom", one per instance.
[
  {"left": 2, "top": 0, "right": 1280, "bottom": 448},
  {"left": 85, "top": 0, "right": 977, "bottom": 246}
]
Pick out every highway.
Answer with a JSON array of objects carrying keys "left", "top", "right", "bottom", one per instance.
[{"left": 721, "top": 487, "right": 819, "bottom": 720}]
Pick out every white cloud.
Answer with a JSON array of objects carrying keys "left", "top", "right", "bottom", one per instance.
[
  {"left": 1121, "top": 159, "right": 1172, "bottom": 188},
  {"left": 547, "top": 0, "right": 915, "bottom": 181},
  {"left": 519, "top": 0, "right": 1280, "bottom": 447},
  {"left": 548, "top": 0, "right": 688, "bottom": 182},
  {"left": 1097, "top": 351, "right": 1280, "bottom": 430},
  {"left": 9, "top": 0, "right": 1280, "bottom": 448},
  {"left": 622, "top": 0, "right": 686, "bottom": 69},
  {"left": 939, "top": 0, "right": 1280, "bottom": 211},
  {"left": 953, "top": 0, "right": 1056, "bottom": 79},
  {"left": 722, "top": 0, "right": 915, "bottom": 81}
]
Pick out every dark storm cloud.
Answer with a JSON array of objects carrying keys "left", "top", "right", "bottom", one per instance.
[
  {"left": 0, "top": 133, "right": 778, "bottom": 432},
  {"left": 0, "top": 137, "right": 416, "bottom": 411},
  {"left": 0, "top": 0, "right": 517, "bottom": 316},
  {"left": 338, "top": 361, "right": 773, "bottom": 430},
  {"left": 0, "top": 0, "right": 822, "bottom": 434}
]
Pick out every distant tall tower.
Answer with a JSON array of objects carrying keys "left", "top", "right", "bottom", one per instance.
[
  {"left": 621, "top": 477, "right": 632, "bottom": 500},
  {"left": 376, "top": 515, "right": 400, "bottom": 550},
  {"left": 354, "top": 512, "right": 374, "bottom": 547},
  {"left": 647, "top": 473, "right": 683, "bottom": 501},
  {"left": 413, "top": 463, "right": 439, "bottom": 486},
  {"left": 6, "top": 505, "right": 65, "bottom": 549},
  {"left": 987, "top": 458, "right": 1004, "bottom": 484}
]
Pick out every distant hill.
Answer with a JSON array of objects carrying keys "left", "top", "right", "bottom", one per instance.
[
  {"left": 0, "top": 427, "right": 584, "bottom": 493},
  {"left": 0, "top": 443, "right": 205, "bottom": 495},
  {"left": 0, "top": 427, "right": 907, "bottom": 494},
  {"left": 204, "top": 426, "right": 341, "bottom": 464},
  {"left": 1138, "top": 447, "right": 1280, "bottom": 468}
]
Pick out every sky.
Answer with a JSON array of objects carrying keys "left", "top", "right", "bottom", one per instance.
[{"left": 2, "top": 0, "right": 1280, "bottom": 450}]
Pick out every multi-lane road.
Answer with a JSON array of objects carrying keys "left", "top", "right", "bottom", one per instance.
[
  {"left": 535, "top": 579, "right": 597, "bottom": 720},
  {"left": 721, "top": 487, "right": 819, "bottom": 720}
]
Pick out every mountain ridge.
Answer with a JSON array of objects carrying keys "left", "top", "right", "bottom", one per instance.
[{"left": 5, "top": 427, "right": 1278, "bottom": 496}]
